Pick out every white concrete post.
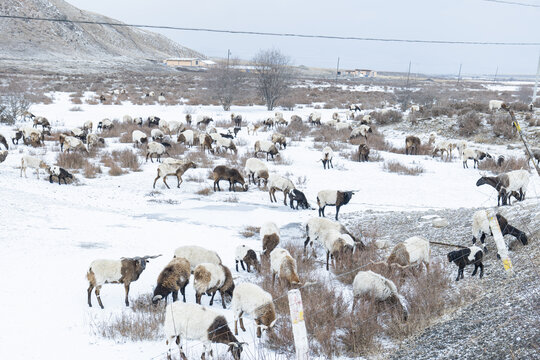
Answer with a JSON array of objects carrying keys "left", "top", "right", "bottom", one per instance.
[
  {"left": 486, "top": 210, "right": 513, "bottom": 273},
  {"left": 288, "top": 289, "right": 309, "bottom": 360}
]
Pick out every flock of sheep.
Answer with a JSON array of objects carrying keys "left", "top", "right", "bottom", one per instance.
[{"left": 0, "top": 100, "right": 534, "bottom": 360}]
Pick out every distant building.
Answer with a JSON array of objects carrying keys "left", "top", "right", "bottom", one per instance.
[
  {"left": 341, "top": 69, "right": 377, "bottom": 78},
  {"left": 164, "top": 58, "right": 216, "bottom": 67}
]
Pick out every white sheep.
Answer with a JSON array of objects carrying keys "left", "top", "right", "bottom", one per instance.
[
  {"left": 123, "top": 115, "right": 133, "bottom": 123},
  {"left": 308, "top": 112, "right": 322, "bottom": 125},
  {"left": 167, "top": 120, "right": 183, "bottom": 135},
  {"left": 153, "top": 159, "right": 197, "bottom": 189},
  {"left": 321, "top": 230, "right": 355, "bottom": 270},
  {"left": 174, "top": 245, "right": 222, "bottom": 271},
  {"left": 20, "top": 155, "right": 48, "bottom": 178},
  {"left": 321, "top": 146, "right": 333, "bottom": 169},
  {"left": 63, "top": 136, "right": 88, "bottom": 153},
  {"left": 352, "top": 270, "right": 409, "bottom": 320},
  {"left": 216, "top": 137, "right": 237, "bottom": 154},
  {"left": 261, "top": 222, "right": 280, "bottom": 255},
  {"left": 158, "top": 119, "right": 169, "bottom": 133},
  {"left": 489, "top": 100, "right": 504, "bottom": 111},
  {"left": 145, "top": 141, "right": 169, "bottom": 162},
  {"left": 20, "top": 126, "right": 43, "bottom": 145},
  {"left": 361, "top": 114, "right": 372, "bottom": 124},
  {"left": 271, "top": 133, "right": 287, "bottom": 149},
  {"left": 432, "top": 140, "right": 456, "bottom": 161},
  {"left": 177, "top": 129, "right": 196, "bottom": 147},
  {"left": 268, "top": 174, "right": 295, "bottom": 206},
  {"left": 387, "top": 236, "right": 430, "bottom": 270},
  {"left": 317, "top": 190, "right": 355, "bottom": 220},
  {"left": 235, "top": 245, "right": 260, "bottom": 272},
  {"left": 193, "top": 263, "right": 234, "bottom": 308},
  {"left": 151, "top": 128, "right": 165, "bottom": 141},
  {"left": 304, "top": 217, "right": 360, "bottom": 252},
  {"left": 164, "top": 302, "right": 244, "bottom": 360},
  {"left": 270, "top": 247, "right": 301, "bottom": 288},
  {"left": 335, "top": 122, "right": 351, "bottom": 131},
  {"left": 471, "top": 211, "right": 528, "bottom": 253},
  {"left": 97, "top": 118, "right": 113, "bottom": 131},
  {"left": 83, "top": 121, "right": 93, "bottom": 133},
  {"left": 349, "top": 125, "right": 372, "bottom": 140},
  {"left": 133, "top": 117, "right": 143, "bottom": 126},
  {"left": 244, "top": 158, "right": 269, "bottom": 186},
  {"left": 70, "top": 127, "right": 84, "bottom": 138},
  {"left": 462, "top": 148, "right": 491, "bottom": 168},
  {"left": 86, "top": 133, "right": 104, "bottom": 149},
  {"left": 132, "top": 130, "right": 148, "bottom": 147},
  {"left": 231, "top": 282, "right": 277, "bottom": 338},
  {"left": 254, "top": 140, "right": 279, "bottom": 161}
]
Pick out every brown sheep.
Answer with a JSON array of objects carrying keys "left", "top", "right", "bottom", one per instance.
[
  {"left": 193, "top": 263, "right": 235, "bottom": 309},
  {"left": 0, "top": 134, "right": 8, "bottom": 150},
  {"left": 405, "top": 136, "right": 421, "bottom": 155},
  {"left": 152, "top": 258, "right": 191, "bottom": 304},
  {"left": 358, "top": 144, "right": 370, "bottom": 162},
  {"left": 213, "top": 165, "right": 248, "bottom": 192}
]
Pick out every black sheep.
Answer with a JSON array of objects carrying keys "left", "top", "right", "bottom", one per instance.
[
  {"left": 447, "top": 246, "right": 484, "bottom": 281},
  {"left": 289, "top": 189, "right": 311, "bottom": 210}
]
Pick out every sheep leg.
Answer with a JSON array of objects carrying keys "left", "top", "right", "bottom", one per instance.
[
  {"left": 172, "top": 291, "right": 178, "bottom": 302},
  {"left": 326, "top": 251, "right": 330, "bottom": 271},
  {"left": 195, "top": 292, "right": 202, "bottom": 305},
  {"left": 176, "top": 175, "right": 183, "bottom": 188},
  {"left": 209, "top": 291, "right": 216, "bottom": 306},
  {"left": 283, "top": 190, "right": 288, "bottom": 206},
  {"left": 87, "top": 284, "right": 94, "bottom": 307},
  {"left": 352, "top": 297, "right": 357, "bottom": 312},
  {"left": 219, "top": 290, "right": 226, "bottom": 309},
  {"left": 49, "top": 174, "right": 54, "bottom": 183},
  {"left": 124, "top": 283, "right": 130, "bottom": 307},
  {"left": 479, "top": 263, "right": 484, "bottom": 278},
  {"left": 330, "top": 159, "right": 333, "bottom": 169},
  {"left": 95, "top": 285, "right": 104, "bottom": 309},
  {"left": 162, "top": 176, "right": 171, "bottom": 189},
  {"left": 240, "top": 260, "right": 246, "bottom": 271},
  {"left": 335, "top": 205, "right": 341, "bottom": 220},
  {"left": 303, "top": 238, "right": 310, "bottom": 254},
  {"left": 181, "top": 285, "right": 187, "bottom": 302},
  {"left": 235, "top": 260, "right": 239, "bottom": 272},
  {"left": 272, "top": 272, "right": 276, "bottom": 288},
  {"left": 153, "top": 173, "right": 161, "bottom": 189}
]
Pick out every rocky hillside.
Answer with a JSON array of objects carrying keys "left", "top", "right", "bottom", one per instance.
[{"left": 0, "top": 0, "right": 202, "bottom": 69}]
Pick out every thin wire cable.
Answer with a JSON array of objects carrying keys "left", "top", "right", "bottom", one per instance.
[
  {"left": 0, "top": 14, "right": 539, "bottom": 46},
  {"left": 482, "top": 0, "right": 540, "bottom": 7}
]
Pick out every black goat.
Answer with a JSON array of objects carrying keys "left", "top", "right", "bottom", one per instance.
[{"left": 289, "top": 189, "right": 311, "bottom": 210}]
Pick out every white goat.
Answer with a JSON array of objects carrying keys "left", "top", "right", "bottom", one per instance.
[{"left": 20, "top": 155, "right": 48, "bottom": 178}]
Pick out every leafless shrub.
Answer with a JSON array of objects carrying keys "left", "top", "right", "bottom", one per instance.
[
  {"left": 196, "top": 187, "right": 212, "bottom": 196},
  {"left": 489, "top": 113, "right": 515, "bottom": 139},
  {"left": 478, "top": 155, "right": 529, "bottom": 174},
  {"left": 240, "top": 225, "right": 260, "bottom": 238},
  {"left": 0, "top": 93, "right": 31, "bottom": 124},
  {"left": 206, "top": 59, "right": 245, "bottom": 110},
  {"left": 383, "top": 160, "right": 424, "bottom": 175},
  {"left": 56, "top": 152, "right": 87, "bottom": 169},
  {"left": 273, "top": 155, "right": 293, "bottom": 166},
  {"left": 429, "top": 106, "right": 454, "bottom": 118},
  {"left": 372, "top": 110, "right": 403, "bottom": 125},
  {"left": 509, "top": 102, "right": 530, "bottom": 112},
  {"left": 457, "top": 111, "right": 482, "bottom": 137},
  {"left": 69, "top": 106, "right": 83, "bottom": 111},
  {"left": 83, "top": 162, "right": 102, "bottom": 178},
  {"left": 111, "top": 149, "right": 141, "bottom": 171},
  {"left": 101, "top": 154, "right": 125, "bottom": 176},
  {"left": 224, "top": 195, "right": 239, "bottom": 203}
]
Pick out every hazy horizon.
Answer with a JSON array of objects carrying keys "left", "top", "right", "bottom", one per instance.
[{"left": 65, "top": 0, "right": 540, "bottom": 76}]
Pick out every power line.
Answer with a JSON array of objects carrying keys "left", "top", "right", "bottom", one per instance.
[
  {"left": 482, "top": 0, "right": 540, "bottom": 8},
  {"left": 0, "top": 14, "right": 539, "bottom": 46}
]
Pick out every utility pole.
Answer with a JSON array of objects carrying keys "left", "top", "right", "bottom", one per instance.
[
  {"left": 406, "top": 61, "right": 411, "bottom": 87},
  {"left": 493, "top": 66, "right": 499, "bottom": 82},
  {"left": 335, "top": 57, "right": 340, "bottom": 82},
  {"left": 532, "top": 53, "right": 540, "bottom": 105},
  {"left": 457, "top": 63, "right": 462, "bottom": 85},
  {"left": 227, "top": 49, "right": 231, "bottom": 68}
]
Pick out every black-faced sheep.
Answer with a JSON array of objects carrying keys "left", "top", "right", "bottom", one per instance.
[
  {"left": 349, "top": 125, "right": 372, "bottom": 141},
  {"left": 352, "top": 270, "right": 409, "bottom": 321},
  {"left": 254, "top": 140, "right": 279, "bottom": 161},
  {"left": 132, "top": 130, "right": 148, "bottom": 147},
  {"left": 164, "top": 302, "right": 244, "bottom": 360},
  {"left": 232, "top": 282, "right": 277, "bottom": 338},
  {"left": 213, "top": 165, "right": 248, "bottom": 192},
  {"left": 462, "top": 148, "right": 492, "bottom": 168},
  {"left": 471, "top": 211, "right": 528, "bottom": 253},
  {"left": 321, "top": 146, "right": 333, "bottom": 169},
  {"left": 197, "top": 115, "right": 214, "bottom": 127},
  {"left": 97, "top": 118, "right": 113, "bottom": 131},
  {"left": 288, "top": 189, "right": 311, "bottom": 210},
  {"left": 268, "top": 174, "right": 295, "bottom": 205},
  {"left": 308, "top": 112, "right": 322, "bottom": 126},
  {"left": 87, "top": 255, "right": 161, "bottom": 308},
  {"left": 261, "top": 222, "right": 280, "bottom": 256},
  {"left": 476, "top": 170, "right": 529, "bottom": 206},
  {"left": 86, "top": 133, "right": 105, "bottom": 149},
  {"left": 153, "top": 159, "right": 197, "bottom": 189},
  {"left": 244, "top": 158, "right": 269, "bottom": 186},
  {"left": 148, "top": 116, "right": 160, "bottom": 127},
  {"left": 193, "top": 263, "right": 235, "bottom": 309},
  {"left": 152, "top": 257, "right": 191, "bottom": 304},
  {"left": 270, "top": 248, "right": 301, "bottom": 288},
  {"left": 447, "top": 246, "right": 484, "bottom": 281},
  {"left": 358, "top": 144, "right": 370, "bottom": 162},
  {"left": 405, "top": 136, "right": 420, "bottom": 155},
  {"left": 304, "top": 217, "right": 362, "bottom": 253},
  {"left": 235, "top": 245, "right": 260, "bottom": 272},
  {"left": 271, "top": 133, "right": 287, "bottom": 149},
  {"left": 317, "top": 190, "right": 354, "bottom": 220},
  {"left": 146, "top": 141, "right": 170, "bottom": 163},
  {"left": 151, "top": 128, "right": 165, "bottom": 141},
  {"left": 48, "top": 166, "right": 73, "bottom": 185}
]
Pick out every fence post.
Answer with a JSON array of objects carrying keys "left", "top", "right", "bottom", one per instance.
[
  {"left": 288, "top": 289, "right": 309, "bottom": 360},
  {"left": 486, "top": 210, "right": 513, "bottom": 274}
]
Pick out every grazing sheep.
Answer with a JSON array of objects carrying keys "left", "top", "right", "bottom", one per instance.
[
  {"left": 86, "top": 133, "right": 105, "bottom": 149},
  {"left": 11, "top": 131, "right": 23, "bottom": 145},
  {"left": 177, "top": 129, "right": 196, "bottom": 147},
  {"left": 193, "top": 263, "right": 235, "bottom": 308},
  {"left": 471, "top": 211, "right": 528, "bottom": 252},
  {"left": 148, "top": 116, "right": 160, "bottom": 127},
  {"left": 70, "top": 127, "right": 86, "bottom": 140},
  {"left": 308, "top": 112, "right": 322, "bottom": 126},
  {"left": 174, "top": 245, "right": 222, "bottom": 271},
  {"left": 489, "top": 100, "right": 504, "bottom": 111},
  {"left": 153, "top": 159, "right": 197, "bottom": 189},
  {"left": 33, "top": 117, "right": 51, "bottom": 132},
  {"left": 254, "top": 140, "right": 279, "bottom": 161},
  {"left": 263, "top": 117, "right": 274, "bottom": 129},
  {"left": 97, "top": 118, "right": 113, "bottom": 131},
  {"left": 268, "top": 174, "right": 295, "bottom": 206},
  {"left": 321, "top": 230, "right": 355, "bottom": 270},
  {"left": 456, "top": 140, "right": 467, "bottom": 157},
  {"left": 166, "top": 120, "right": 183, "bottom": 135},
  {"left": 247, "top": 123, "right": 262, "bottom": 135},
  {"left": 62, "top": 136, "right": 88, "bottom": 153},
  {"left": 476, "top": 170, "right": 529, "bottom": 206},
  {"left": 197, "top": 115, "right": 214, "bottom": 127},
  {"left": 349, "top": 125, "right": 372, "bottom": 141},
  {"left": 358, "top": 144, "right": 370, "bottom": 162},
  {"left": 133, "top": 117, "right": 143, "bottom": 126},
  {"left": 290, "top": 115, "right": 302, "bottom": 123},
  {"left": 304, "top": 217, "right": 361, "bottom": 253},
  {"left": 335, "top": 122, "right": 352, "bottom": 131},
  {"left": 213, "top": 165, "right": 248, "bottom": 192},
  {"left": 360, "top": 114, "right": 372, "bottom": 125},
  {"left": 387, "top": 236, "right": 430, "bottom": 270},
  {"left": 232, "top": 283, "right": 277, "bottom": 338},
  {"left": 86, "top": 255, "right": 160, "bottom": 308},
  {"left": 321, "top": 146, "right": 334, "bottom": 169},
  {"left": 151, "top": 128, "right": 165, "bottom": 141},
  {"left": 123, "top": 115, "right": 133, "bottom": 123},
  {"left": 0, "top": 150, "right": 7, "bottom": 163},
  {"left": 235, "top": 245, "right": 260, "bottom": 272},
  {"left": 199, "top": 133, "right": 214, "bottom": 154},
  {"left": 405, "top": 136, "right": 420, "bottom": 155},
  {"left": 432, "top": 141, "right": 456, "bottom": 161},
  {"left": 20, "top": 127, "right": 43, "bottom": 146},
  {"left": 317, "top": 190, "right": 354, "bottom": 220},
  {"left": 271, "top": 133, "right": 287, "bottom": 149},
  {"left": 244, "top": 158, "right": 269, "bottom": 186},
  {"left": 164, "top": 302, "right": 244, "bottom": 360},
  {"left": 349, "top": 104, "right": 362, "bottom": 112},
  {"left": 146, "top": 141, "right": 170, "bottom": 163},
  {"left": 410, "top": 105, "right": 420, "bottom": 113},
  {"left": 83, "top": 121, "right": 93, "bottom": 133},
  {"left": 48, "top": 166, "right": 73, "bottom": 185},
  {"left": 447, "top": 246, "right": 484, "bottom": 281},
  {"left": 270, "top": 248, "right": 301, "bottom": 288},
  {"left": 185, "top": 114, "right": 192, "bottom": 125},
  {"left": 288, "top": 189, "right": 311, "bottom": 210},
  {"left": 216, "top": 137, "right": 238, "bottom": 154},
  {"left": 20, "top": 155, "right": 48, "bottom": 178},
  {"left": 132, "top": 130, "right": 148, "bottom": 147},
  {"left": 231, "top": 113, "right": 242, "bottom": 126},
  {"left": 352, "top": 271, "right": 409, "bottom": 321},
  {"left": 152, "top": 257, "right": 191, "bottom": 303},
  {"left": 261, "top": 222, "right": 280, "bottom": 256},
  {"left": 0, "top": 134, "right": 8, "bottom": 150},
  {"left": 462, "top": 148, "right": 492, "bottom": 168}
]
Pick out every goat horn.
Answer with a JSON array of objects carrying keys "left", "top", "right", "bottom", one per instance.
[{"left": 143, "top": 254, "right": 162, "bottom": 259}]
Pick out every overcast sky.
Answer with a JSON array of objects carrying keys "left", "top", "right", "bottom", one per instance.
[{"left": 65, "top": 0, "right": 540, "bottom": 76}]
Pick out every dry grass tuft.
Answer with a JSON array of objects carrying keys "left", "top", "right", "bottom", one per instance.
[
  {"left": 112, "top": 149, "right": 141, "bottom": 171},
  {"left": 383, "top": 160, "right": 424, "bottom": 176},
  {"left": 56, "top": 152, "right": 87, "bottom": 169},
  {"left": 478, "top": 156, "right": 529, "bottom": 174},
  {"left": 83, "top": 162, "right": 102, "bottom": 178},
  {"left": 196, "top": 187, "right": 212, "bottom": 196},
  {"left": 240, "top": 225, "right": 260, "bottom": 238}
]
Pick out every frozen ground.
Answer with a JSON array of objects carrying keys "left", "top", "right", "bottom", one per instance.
[{"left": 0, "top": 94, "right": 538, "bottom": 359}]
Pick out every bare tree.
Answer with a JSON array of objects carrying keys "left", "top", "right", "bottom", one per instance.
[
  {"left": 207, "top": 59, "right": 245, "bottom": 111},
  {"left": 252, "top": 49, "right": 294, "bottom": 110},
  {"left": 0, "top": 94, "right": 30, "bottom": 125}
]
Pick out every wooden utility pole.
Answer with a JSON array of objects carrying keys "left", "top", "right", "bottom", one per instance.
[
  {"left": 288, "top": 289, "right": 309, "bottom": 360},
  {"left": 532, "top": 53, "right": 540, "bottom": 105},
  {"left": 405, "top": 61, "right": 411, "bottom": 87},
  {"left": 227, "top": 49, "right": 231, "bottom": 68},
  {"left": 457, "top": 63, "right": 462, "bottom": 84},
  {"left": 335, "top": 57, "right": 340, "bottom": 82},
  {"left": 493, "top": 66, "right": 499, "bottom": 82},
  {"left": 486, "top": 210, "right": 513, "bottom": 274}
]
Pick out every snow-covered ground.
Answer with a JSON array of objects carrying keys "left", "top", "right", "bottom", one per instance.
[{"left": 1, "top": 94, "right": 538, "bottom": 359}]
